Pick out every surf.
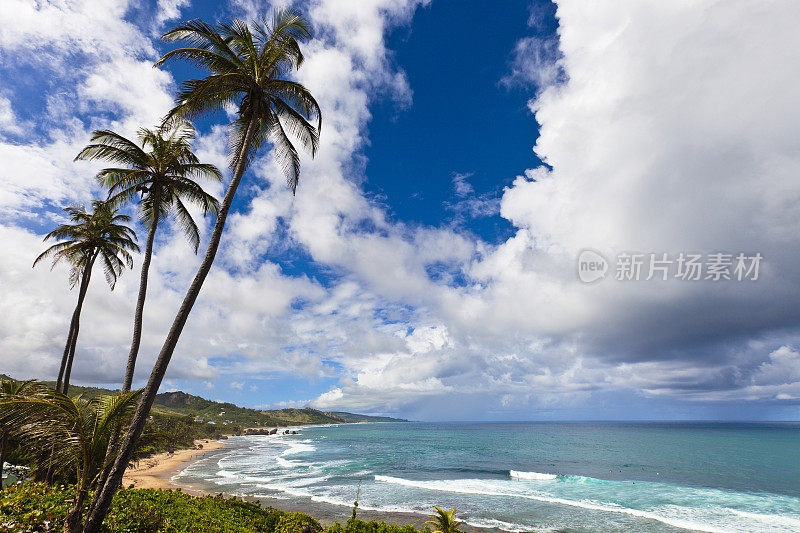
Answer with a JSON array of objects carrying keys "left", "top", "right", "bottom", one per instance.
[{"left": 509, "top": 470, "right": 557, "bottom": 481}]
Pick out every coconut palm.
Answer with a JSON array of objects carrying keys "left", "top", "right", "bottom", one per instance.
[
  {"left": 34, "top": 201, "right": 138, "bottom": 395},
  {"left": 0, "top": 388, "right": 142, "bottom": 532},
  {"left": 425, "top": 507, "right": 463, "bottom": 533},
  {"left": 75, "top": 122, "right": 221, "bottom": 393},
  {"left": 84, "top": 11, "right": 321, "bottom": 530},
  {"left": 0, "top": 378, "right": 37, "bottom": 490}
]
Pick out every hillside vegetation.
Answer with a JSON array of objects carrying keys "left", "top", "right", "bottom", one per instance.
[{"left": 3, "top": 376, "right": 406, "bottom": 428}]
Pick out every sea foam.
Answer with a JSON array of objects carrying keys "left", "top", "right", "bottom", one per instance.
[
  {"left": 509, "top": 470, "right": 557, "bottom": 481},
  {"left": 373, "top": 475, "right": 768, "bottom": 533}
]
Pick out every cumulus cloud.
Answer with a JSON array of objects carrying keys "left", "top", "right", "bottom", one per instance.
[
  {"left": 304, "top": 0, "right": 800, "bottom": 415},
  {"left": 2, "top": 0, "right": 800, "bottom": 420}
]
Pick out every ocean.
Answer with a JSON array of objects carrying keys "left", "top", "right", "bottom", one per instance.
[{"left": 174, "top": 422, "right": 800, "bottom": 532}]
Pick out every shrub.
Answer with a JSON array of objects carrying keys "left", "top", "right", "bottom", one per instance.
[
  {"left": 0, "top": 483, "right": 317, "bottom": 533},
  {"left": 275, "top": 512, "right": 323, "bottom": 533},
  {"left": 328, "top": 517, "right": 429, "bottom": 533},
  {"left": 0, "top": 482, "right": 72, "bottom": 532}
]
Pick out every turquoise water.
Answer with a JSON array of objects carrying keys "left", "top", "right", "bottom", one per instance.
[{"left": 175, "top": 422, "right": 800, "bottom": 532}]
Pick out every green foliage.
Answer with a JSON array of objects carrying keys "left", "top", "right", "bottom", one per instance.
[
  {"left": 329, "top": 517, "right": 429, "bottom": 533},
  {"left": 154, "top": 391, "right": 287, "bottom": 427},
  {"left": 33, "top": 199, "right": 138, "bottom": 289},
  {"left": 0, "top": 482, "right": 73, "bottom": 532},
  {"left": 105, "top": 489, "right": 286, "bottom": 532},
  {"left": 0, "top": 483, "right": 318, "bottom": 533},
  {"left": 133, "top": 412, "right": 232, "bottom": 461},
  {"left": 75, "top": 123, "right": 221, "bottom": 253},
  {"left": 0, "top": 484, "right": 435, "bottom": 533},
  {"left": 155, "top": 10, "right": 322, "bottom": 193},
  {"left": 424, "top": 507, "right": 462, "bottom": 533},
  {"left": 7, "top": 379, "right": 405, "bottom": 428},
  {"left": 275, "top": 512, "right": 322, "bottom": 533},
  {"left": 261, "top": 408, "right": 345, "bottom": 425},
  {"left": 0, "top": 388, "right": 142, "bottom": 493}
]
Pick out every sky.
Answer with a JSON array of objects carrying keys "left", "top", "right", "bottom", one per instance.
[{"left": 1, "top": 0, "right": 799, "bottom": 421}]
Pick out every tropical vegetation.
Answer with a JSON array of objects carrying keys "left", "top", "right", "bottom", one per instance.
[
  {"left": 33, "top": 201, "right": 138, "bottom": 395},
  {"left": 84, "top": 12, "right": 321, "bottom": 529},
  {"left": 0, "top": 388, "right": 143, "bottom": 532},
  {"left": 0, "top": 483, "right": 321, "bottom": 533},
  {"left": 0, "top": 379, "right": 37, "bottom": 492},
  {"left": 0, "top": 482, "right": 439, "bottom": 533},
  {"left": 0, "top": 377, "right": 422, "bottom": 533},
  {"left": 425, "top": 507, "right": 462, "bottom": 533},
  {"left": 75, "top": 122, "right": 221, "bottom": 394},
  {"left": 0, "top": 7, "right": 435, "bottom": 533}
]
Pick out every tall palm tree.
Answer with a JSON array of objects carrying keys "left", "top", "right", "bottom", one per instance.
[
  {"left": 0, "top": 388, "right": 141, "bottom": 533},
  {"left": 75, "top": 122, "right": 221, "bottom": 393},
  {"left": 425, "top": 507, "right": 463, "bottom": 533},
  {"left": 34, "top": 201, "right": 139, "bottom": 395},
  {"left": 0, "top": 378, "right": 37, "bottom": 490},
  {"left": 84, "top": 11, "right": 321, "bottom": 530}
]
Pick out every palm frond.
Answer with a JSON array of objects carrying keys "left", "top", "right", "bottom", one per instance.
[
  {"left": 171, "top": 196, "right": 201, "bottom": 252},
  {"left": 158, "top": 11, "right": 320, "bottom": 189}
]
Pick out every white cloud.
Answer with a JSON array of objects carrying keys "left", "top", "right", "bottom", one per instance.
[
  {"left": 753, "top": 346, "right": 800, "bottom": 387},
  {"left": 3, "top": 0, "right": 800, "bottom": 419},
  {"left": 501, "top": 35, "right": 563, "bottom": 92},
  {"left": 0, "top": 96, "right": 26, "bottom": 137},
  {"left": 154, "top": 0, "right": 191, "bottom": 28},
  {"left": 304, "top": 0, "right": 800, "bottom": 414}
]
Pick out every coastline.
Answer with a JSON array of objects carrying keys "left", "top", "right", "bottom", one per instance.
[
  {"left": 123, "top": 438, "right": 228, "bottom": 489},
  {"left": 137, "top": 432, "right": 489, "bottom": 532}
]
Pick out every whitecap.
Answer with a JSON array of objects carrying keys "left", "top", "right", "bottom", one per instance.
[
  {"left": 509, "top": 470, "right": 557, "bottom": 481},
  {"left": 374, "top": 475, "right": 738, "bottom": 533}
]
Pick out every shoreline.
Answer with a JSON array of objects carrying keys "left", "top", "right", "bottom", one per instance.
[
  {"left": 133, "top": 433, "right": 490, "bottom": 532},
  {"left": 122, "top": 438, "right": 228, "bottom": 489}
]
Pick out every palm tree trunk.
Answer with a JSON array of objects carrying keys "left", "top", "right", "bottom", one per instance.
[
  {"left": 123, "top": 202, "right": 159, "bottom": 392},
  {"left": 83, "top": 116, "right": 258, "bottom": 533},
  {"left": 56, "top": 300, "right": 80, "bottom": 392},
  {"left": 0, "top": 433, "right": 7, "bottom": 490},
  {"left": 61, "top": 258, "right": 94, "bottom": 396},
  {"left": 61, "top": 317, "right": 80, "bottom": 395},
  {"left": 89, "top": 207, "right": 160, "bottom": 501},
  {"left": 47, "top": 258, "right": 94, "bottom": 483},
  {"left": 64, "top": 488, "right": 88, "bottom": 533}
]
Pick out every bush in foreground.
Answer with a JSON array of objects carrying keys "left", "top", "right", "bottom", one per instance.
[
  {"left": 0, "top": 483, "right": 320, "bottom": 533},
  {"left": 328, "top": 517, "right": 429, "bottom": 533}
]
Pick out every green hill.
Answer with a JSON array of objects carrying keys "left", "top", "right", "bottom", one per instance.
[
  {"left": 258, "top": 407, "right": 346, "bottom": 425},
  {"left": 1, "top": 375, "right": 407, "bottom": 427},
  {"left": 323, "top": 411, "right": 406, "bottom": 423}
]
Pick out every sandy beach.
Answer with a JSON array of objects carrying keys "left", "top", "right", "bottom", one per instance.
[{"left": 123, "top": 439, "right": 227, "bottom": 489}]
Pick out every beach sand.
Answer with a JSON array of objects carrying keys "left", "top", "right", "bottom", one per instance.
[{"left": 122, "top": 439, "right": 227, "bottom": 489}]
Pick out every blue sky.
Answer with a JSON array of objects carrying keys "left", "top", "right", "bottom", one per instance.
[{"left": 1, "top": 0, "right": 800, "bottom": 421}]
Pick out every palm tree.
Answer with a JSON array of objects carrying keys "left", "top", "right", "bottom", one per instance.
[
  {"left": 75, "top": 122, "right": 221, "bottom": 393},
  {"left": 34, "top": 201, "right": 139, "bottom": 395},
  {"left": 83, "top": 11, "right": 321, "bottom": 530},
  {"left": 425, "top": 507, "right": 463, "bottom": 533},
  {"left": 0, "top": 378, "right": 37, "bottom": 490},
  {"left": 0, "top": 388, "right": 142, "bottom": 533}
]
